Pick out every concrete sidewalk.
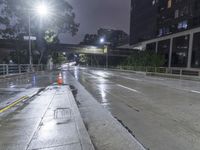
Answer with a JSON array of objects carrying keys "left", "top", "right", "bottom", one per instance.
[{"left": 0, "top": 85, "right": 94, "bottom": 150}]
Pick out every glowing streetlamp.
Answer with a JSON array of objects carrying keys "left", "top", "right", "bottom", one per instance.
[
  {"left": 99, "top": 37, "right": 110, "bottom": 68},
  {"left": 28, "top": 2, "right": 50, "bottom": 70},
  {"left": 35, "top": 3, "right": 49, "bottom": 17},
  {"left": 100, "top": 38, "right": 105, "bottom": 44}
]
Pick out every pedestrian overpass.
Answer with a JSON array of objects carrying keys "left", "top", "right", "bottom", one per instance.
[
  {"left": 49, "top": 43, "right": 136, "bottom": 57},
  {"left": 49, "top": 44, "right": 107, "bottom": 55}
]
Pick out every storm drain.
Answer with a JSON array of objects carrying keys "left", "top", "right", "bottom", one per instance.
[{"left": 54, "top": 107, "right": 72, "bottom": 124}]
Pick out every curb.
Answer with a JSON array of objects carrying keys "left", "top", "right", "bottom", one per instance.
[{"left": 66, "top": 85, "right": 95, "bottom": 150}]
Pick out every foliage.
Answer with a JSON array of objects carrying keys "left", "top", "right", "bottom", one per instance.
[
  {"left": 0, "top": 0, "right": 79, "bottom": 39},
  {"left": 79, "top": 54, "right": 89, "bottom": 64},
  {"left": 52, "top": 53, "right": 66, "bottom": 64},
  {"left": 44, "top": 30, "right": 59, "bottom": 44},
  {"left": 123, "top": 51, "right": 165, "bottom": 67},
  {"left": 80, "top": 34, "right": 99, "bottom": 45},
  {"left": 0, "top": 0, "right": 79, "bottom": 64}
]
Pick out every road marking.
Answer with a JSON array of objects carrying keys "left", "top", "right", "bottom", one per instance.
[
  {"left": 0, "top": 96, "right": 29, "bottom": 113},
  {"left": 190, "top": 90, "right": 200, "bottom": 94},
  {"left": 122, "top": 76, "right": 142, "bottom": 82},
  {"left": 117, "top": 84, "right": 141, "bottom": 93}
]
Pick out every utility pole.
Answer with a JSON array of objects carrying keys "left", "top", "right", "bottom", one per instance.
[
  {"left": 28, "top": 12, "right": 33, "bottom": 70},
  {"left": 106, "top": 45, "right": 108, "bottom": 68}
]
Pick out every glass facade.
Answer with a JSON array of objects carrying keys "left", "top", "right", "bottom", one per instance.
[
  {"left": 157, "top": 39, "right": 170, "bottom": 66},
  {"left": 171, "top": 35, "right": 189, "bottom": 67},
  {"left": 192, "top": 32, "right": 200, "bottom": 68},
  {"left": 146, "top": 42, "right": 156, "bottom": 53}
]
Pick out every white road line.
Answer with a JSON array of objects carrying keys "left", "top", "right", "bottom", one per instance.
[
  {"left": 117, "top": 84, "right": 141, "bottom": 93},
  {"left": 190, "top": 90, "right": 200, "bottom": 94},
  {"left": 122, "top": 76, "right": 142, "bottom": 82}
]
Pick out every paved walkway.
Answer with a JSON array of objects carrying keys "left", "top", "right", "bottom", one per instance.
[{"left": 0, "top": 85, "right": 94, "bottom": 150}]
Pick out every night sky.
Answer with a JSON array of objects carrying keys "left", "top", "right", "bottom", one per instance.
[{"left": 59, "top": 0, "right": 131, "bottom": 44}]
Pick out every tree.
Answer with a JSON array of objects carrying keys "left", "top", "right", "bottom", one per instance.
[
  {"left": 79, "top": 54, "right": 89, "bottom": 65},
  {"left": 44, "top": 30, "right": 59, "bottom": 44},
  {"left": 80, "top": 34, "right": 99, "bottom": 45},
  {"left": 0, "top": 0, "right": 79, "bottom": 39},
  {"left": 0, "top": 0, "right": 79, "bottom": 63},
  {"left": 52, "top": 53, "right": 66, "bottom": 65},
  {"left": 123, "top": 51, "right": 165, "bottom": 67}
]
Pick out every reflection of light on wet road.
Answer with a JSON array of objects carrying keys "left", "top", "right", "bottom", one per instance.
[
  {"left": 92, "top": 71, "right": 112, "bottom": 78},
  {"left": 39, "top": 120, "right": 56, "bottom": 139},
  {"left": 74, "top": 67, "right": 79, "bottom": 80},
  {"left": 82, "top": 72, "right": 97, "bottom": 78},
  {"left": 97, "top": 77, "right": 111, "bottom": 109},
  {"left": 117, "top": 84, "right": 141, "bottom": 94},
  {"left": 190, "top": 90, "right": 200, "bottom": 94},
  {"left": 62, "top": 71, "right": 67, "bottom": 84},
  {"left": 9, "top": 82, "right": 15, "bottom": 88},
  {"left": 122, "top": 76, "right": 142, "bottom": 82},
  {"left": 99, "top": 84, "right": 107, "bottom": 103},
  {"left": 32, "top": 75, "right": 36, "bottom": 86}
]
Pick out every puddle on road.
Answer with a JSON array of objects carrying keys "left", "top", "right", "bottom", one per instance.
[{"left": 0, "top": 91, "right": 19, "bottom": 105}]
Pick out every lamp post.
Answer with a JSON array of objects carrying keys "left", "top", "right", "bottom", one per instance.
[
  {"left": 28, "top": 12, "right": 32, "bottom": 68},
  {"left": 27, "top": 2, "right": 50, "bottom": 71},
  {"left": 100, "top": 38, "right": 110, "bottom": 68}
]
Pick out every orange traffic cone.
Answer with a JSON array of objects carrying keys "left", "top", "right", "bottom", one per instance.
[{"left": 57, "top": 73, "right": 63, "bottom": 85}]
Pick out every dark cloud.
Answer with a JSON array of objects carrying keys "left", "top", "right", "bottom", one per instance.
[{"left": 59, "top": 0, "right": 131, "bottom": 44}]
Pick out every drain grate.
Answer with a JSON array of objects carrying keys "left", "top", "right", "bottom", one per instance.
[{"left": 54, "top": 107, "right": 72, "bottom": 124}]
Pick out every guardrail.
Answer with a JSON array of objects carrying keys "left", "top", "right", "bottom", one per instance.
[
  {"left": 0, "top": 64, "right": 45, "bottom": 76},
  {"left": 82, "top": 65, "right": 200, "bottom": 77},
  {"left": 115, "top": 66, "right": 200, "bottom": 77}
]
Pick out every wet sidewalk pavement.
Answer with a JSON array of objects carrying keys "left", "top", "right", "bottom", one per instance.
[{"left": 0, "top": 85, "right": 94, "bottom": 150}]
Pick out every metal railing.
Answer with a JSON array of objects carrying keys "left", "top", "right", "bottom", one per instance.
[
  {"left": 0, "top": 64, "right": 45, "bottom": 76},
  {"left": 82, "top": 65, "right": 200, "bottom": 77},
  {"left": 113, "top": 66, "right": 200, "bottom": 77}
]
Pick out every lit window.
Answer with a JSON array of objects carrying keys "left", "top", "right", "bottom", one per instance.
[
  {"left": 168, "top": 0, "right": 172, "bottom": 8},
  {"left": 178, "top": 20, "right": 188, "bottom": 29}
]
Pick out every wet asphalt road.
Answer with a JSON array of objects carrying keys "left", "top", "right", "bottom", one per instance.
[
  {"left": 70, "top": 67, "right": 200, "bottom": 150},
  {"left": 0, "top": 71, "right": 58, "bottom": 106},
  {"left": 1, "top": 68, "right": 200, "bottom": 150}
]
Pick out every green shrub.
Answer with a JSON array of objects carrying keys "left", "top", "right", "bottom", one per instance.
[{"left": 123, "top": 50, "right": 165, "bottom": 67}]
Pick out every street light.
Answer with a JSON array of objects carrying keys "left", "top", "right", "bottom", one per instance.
[
  {"left": 35, "top": 2, "right": 49, "bottom": 17},
  {"left": 100, "top": 38, "right": 105, "bottom": 44},
  {"left": 27, "top": 2, "right": 50, "bottom": 71},
  {"left": 99, "top": 37, "right": 110, "bottom": 68}
]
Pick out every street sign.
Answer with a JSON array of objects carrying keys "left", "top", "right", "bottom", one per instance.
[{"left": 23, "top": 36, "right": 37, "bottom": 41}]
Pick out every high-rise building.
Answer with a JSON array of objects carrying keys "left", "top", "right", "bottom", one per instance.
[
  {"left": 130, "top": 0, "right": 157, "bottom": 45},
  {"left": 130, "top": 0, "right": 200, "bottom": 68}
]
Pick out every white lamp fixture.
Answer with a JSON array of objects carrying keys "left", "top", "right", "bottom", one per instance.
[
  {"left": 35, "top": 2, "right": 49, "bottom": 17},
  {"left": 100, "top": 38, "right": 105, "bottom": 43}
]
